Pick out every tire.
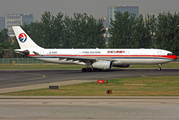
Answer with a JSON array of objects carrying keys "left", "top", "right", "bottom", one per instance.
[
  {"left": 157, "top": 68, "right": 161, "bottom": 71},
  {"left": 87, "top": 68, "right": 92, "bottom": 72},
  {"left": 82, "top": 68, "right": 87, "bottom": 72}
]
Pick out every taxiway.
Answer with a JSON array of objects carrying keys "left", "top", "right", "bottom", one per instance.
[{"left": 0, "top": 69, "right": 179, "bottom": 120}]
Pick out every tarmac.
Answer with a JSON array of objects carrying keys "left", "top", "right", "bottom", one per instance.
[
  {"left": 0, "top": 96, "right": 179, "bottom": 120},
  {"left": 1, "top": 68, "right": 179, "bottom": 90},
  {"left": 0, "top": 69, "right": 179, "bottom": 120},
  {"left": 0, "top": 80, "right": 96, "bottom": 94}
]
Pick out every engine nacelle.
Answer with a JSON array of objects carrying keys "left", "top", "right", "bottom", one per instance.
[
  {"left": 113, "top": 64, "right": 130, "bottom": 68},
  {"left": 92, "top": 61, "right": 113, "bottom": 70}
]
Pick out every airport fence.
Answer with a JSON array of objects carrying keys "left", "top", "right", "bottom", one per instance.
[
  {"left": 0, "top": 57, "right": 178, "bottom": 64},
  {"left": 0, "top": 58, "right": 49, "bottom": 64}
]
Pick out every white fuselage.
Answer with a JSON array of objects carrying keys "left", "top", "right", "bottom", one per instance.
[{"left": 26, "top": 48, "right": 177, "bottom": 66}]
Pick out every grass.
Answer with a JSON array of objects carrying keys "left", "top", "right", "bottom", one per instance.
[
  {"left": 0, "top": 64, "right": 84, "bottom": 70},
  {"left": 130, "top": 62, "right": 179, "bottom": 69},
  {"left": 0, "top": 62, "right": 179, "bottom": 70},
  {"left": 1, "top": 76, "right": 179, "bottom": 96}
]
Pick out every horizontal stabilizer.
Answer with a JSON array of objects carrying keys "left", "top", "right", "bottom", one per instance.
[{"left": 14, "top": 49, "right": 29, "bottom": 55}]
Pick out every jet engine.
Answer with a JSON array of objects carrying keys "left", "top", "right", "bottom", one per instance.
[{"left": 92, "top": 61, "right": 113, "bottom": 70}]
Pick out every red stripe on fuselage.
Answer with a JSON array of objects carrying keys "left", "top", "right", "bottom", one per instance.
[{"left": 28, "top": 54, "right": 178, "bottom": 60}]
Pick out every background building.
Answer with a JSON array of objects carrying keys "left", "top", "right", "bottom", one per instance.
[
  {"left": 95, "top": 17, "right": 109, "bottom": 45},
  {"left": 5, "top": 14, "right": 34, "bottom": 36},
  {"left": 108, "top": 5, "right": 139, "bottom": 27},
  {"left": 0, "top": 17, "right": 5, "bottom": 31},
  {"left": 96, "top": 17, "right": 108, "bottom": 28}
]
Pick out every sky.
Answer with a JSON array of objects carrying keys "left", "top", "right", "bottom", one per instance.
[{"left": 0, "top": 0, "right": 179, "bottom": 21}]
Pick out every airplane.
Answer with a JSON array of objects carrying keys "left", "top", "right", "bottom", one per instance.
[{"left": 12, "top": 26, "right": 178, "bottom": 72}]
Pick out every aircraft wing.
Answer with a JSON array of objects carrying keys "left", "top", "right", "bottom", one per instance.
[
  {"left": 32, "top": 52, "right": 115, "bottom": 62},
  {"left": 58, "top": 56, "right": 115, "bottom": 63},
  {"left": 58, "top": 56, "right": 98, "bottom": 62},
  {"left": 32, "top": 51, "right": 98, "bottom": 62}
]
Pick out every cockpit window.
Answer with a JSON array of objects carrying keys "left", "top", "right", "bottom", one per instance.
[{"left": 167, "top": 53, "right": 174, "bottom": 55}]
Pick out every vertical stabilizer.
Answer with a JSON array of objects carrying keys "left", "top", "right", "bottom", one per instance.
[{"left": 12, "top": 26, "right": 43, "bottom": 49}]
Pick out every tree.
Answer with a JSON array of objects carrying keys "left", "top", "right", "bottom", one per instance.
[
  {"left": 69, "top": 13, "right": 105, "bottom": 48},
  {"left": 145, "top": 14, "right": 157, "bottom": 48},
  {"left": 0, "top": 28, "right": 10, "bottom": 58},
  {"left": 40, "top": 11, "right": 56, "bottom": 48},
  {"left": 108, "top": 11, "right": 136, "bottom": 48},
  {"left": 53, "top": 12, "right": 65, "bottom": 48},
  {"left": 0, "top": 32, "right": 3, "bottom": 57},
  {"left": 131, "top": 14, "right": 151, "bottom": 48},
  {"left": 20, "top": 11, "right": 106, "bottom": 49},
  {"left": 155, "top": 12, "right": 179, "bottom": 55},
  {"left": 108, "top": 11, "right": 154, "bottom": 48},
  {"left": 61, "top": 15, "right": 73, "bottom": 48},
  {"left": 90, "top": 16, "right": 106, "bottom": 48}
]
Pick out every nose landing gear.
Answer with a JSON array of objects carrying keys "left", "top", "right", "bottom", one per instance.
[{"left": 157, "top": 64, "right": 162, "bottom": 71}]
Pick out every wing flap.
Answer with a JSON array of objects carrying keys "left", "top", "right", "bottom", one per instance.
[{"left": 58, "top": 56, "right": 97, "bottom": 62}]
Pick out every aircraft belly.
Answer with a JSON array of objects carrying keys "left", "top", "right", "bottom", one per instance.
[
  {"left": 116, "top": 58, "right": 172, "bottom": 65},
  {"left": 115, "top": 58, "right": 163, "bottom": 65},
  {"left": 154, "top": 58, "right": 172, "bottom": 64}
]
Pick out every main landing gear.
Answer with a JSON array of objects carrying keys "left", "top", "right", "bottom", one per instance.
[
  {"left": 157, "top": 64, "right": 162, "bottom": 71},
  {"left": 82, "top": 68, "right": 92, "bottom": 72},
  {"left": 82, "top": 62, "right": 98, "bottom": 72},
  {"left": 81, "top": 68, "right": 102, "bottom": 72}
]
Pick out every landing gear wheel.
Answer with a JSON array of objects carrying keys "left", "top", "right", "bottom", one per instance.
[
  {"left": 157, "top": 67, "right": 161, "bottom": 71},
  {"left": 82, "top": 68, "right": 87, "bottom": 72},
  {"left": 157, "top": 64, "right": 162, "bottom": 71},
  {"left": 82, "top": 68, "right": 92, "bottom": 72},
  {"left": 92, "top": 68, "right": 102, "bottom": 72},
  {"left": 87, "top": 68, "right": 92, "bottom": 72}
]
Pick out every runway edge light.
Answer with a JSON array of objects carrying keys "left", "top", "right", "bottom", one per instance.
[
  {"left": 104, "top": 80, "right": 108, "bottom": 83},
  {"left": 106, "top": 90, "right": 112, "bottom": 94}
]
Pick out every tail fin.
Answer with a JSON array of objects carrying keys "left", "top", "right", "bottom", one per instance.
[{"left": 12, "top": 26, "right": 43, "bottom": 49}]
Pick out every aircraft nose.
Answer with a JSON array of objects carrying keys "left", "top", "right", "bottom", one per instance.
[{"left": 174, "top": 55, "right": 178, "bottom": 60}]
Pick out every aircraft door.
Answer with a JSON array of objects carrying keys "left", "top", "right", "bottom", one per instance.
[
  {"left": 125, "top": 51, "right": 130, "bottom": 57},
  {"left": 78, "top": 52, "right": 81, "bottom": 56},
  {"left": 40, "top": 50, "right": 44, "bottom": 55},
  {"left": 157, "top": 51, "right": 162, "bottom": 57}
]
